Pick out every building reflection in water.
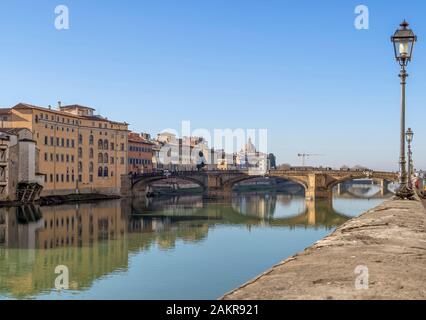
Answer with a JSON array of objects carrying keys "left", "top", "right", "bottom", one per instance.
[{"left": 0, "top": 186, "right": 391, "bottom": 299}]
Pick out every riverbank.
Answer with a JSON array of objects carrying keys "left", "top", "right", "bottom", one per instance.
[
  {"left": 222, "top": 198, "right": 426, "bottom": 300},
  {"left": 0, "top": 193, "right": 121, "bottom": 208}
]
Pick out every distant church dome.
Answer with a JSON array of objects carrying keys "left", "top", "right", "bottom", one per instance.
[{"left": 242, "top": 138, "right": 256, "bottom": 153}]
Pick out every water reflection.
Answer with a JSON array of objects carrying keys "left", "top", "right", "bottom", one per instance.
[{"left": 0, "top": 188, "right": 391, "bottom": 300}]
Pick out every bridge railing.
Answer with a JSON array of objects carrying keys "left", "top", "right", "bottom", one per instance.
[{"left": 130, "top": 169, "right": 251, "bottom": 180}]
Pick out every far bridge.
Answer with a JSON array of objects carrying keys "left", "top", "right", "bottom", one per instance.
[{"left": 122, "top": 169, "right": 398, "bottom": 201}]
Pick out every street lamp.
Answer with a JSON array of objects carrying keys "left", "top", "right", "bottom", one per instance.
[
  {"left": 406, "top": 128, "right": 414, "bottom": 187},
  {"left": 391, "top": 20, "right": 417, "bottom": 199}
]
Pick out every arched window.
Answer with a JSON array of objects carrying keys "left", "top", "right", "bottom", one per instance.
[
  {"left": 78, "top": 162, "right": 83, "bottom": 173},
  {"left": 98, "top": 167, "right": 103, "bottom": 177},
  {"left": 89, "top": 135, "right": 94, "bottom": 145},
  {"left": 78, "top": 147, "right": 83, "bottom": 158},
  {"left": 104, "top": 153, "right": 109, "bottom": 163},
  {"left": 98, "top": 139, "right": 103, "bottom": 150},
  {"left": 89, "top": 148, "right": 94, "bottom": 159},
  {"left": 98, "top": 153, "right": 103, "bottom": 163},
  {"left": 103, "top": 166, "right": 109, "bottom": 177},
  {"left": 89, "top": 162, "right": 94, "bottom": 173},
  {"left": 78, "top": 134, "right": 83, "bottom": 144},
  {"left": 104, "top": 139, "right": 109, "bottom": 150}
]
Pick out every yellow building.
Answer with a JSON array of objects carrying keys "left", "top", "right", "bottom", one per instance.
[{"left": 1, "top": 103, "right": 129, "bottom": 195}]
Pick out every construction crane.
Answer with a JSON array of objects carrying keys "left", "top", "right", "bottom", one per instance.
[{"left": 297, "top": 153, "right": 324, "bottom": 167}]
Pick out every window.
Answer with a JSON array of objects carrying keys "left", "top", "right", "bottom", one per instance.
[
  {"left": 89, "top": 174, "right": 93, "bottom": 182},
  {"left": 44, "top": 153, "right": 48, "bottom": 161},
  {"left": 44, "top": 136, "right": 48, "bottom": 145},
  {"left": 110, "top": 157, "right": 114, "bottom": 164},
  {"left": 89, "top": 148, "right": 94, "bottom": 159},
  {"left": 89, "top": 162, "right": 94, "bottom": 173},
  {"left": 66, "top": 154, "right": 69, "bottom": 162},
  {"left": 66, "top": 139, "right": 70, "bottom": 148},
  {"left": 110, "top": 143, "right": 114, "bottom": 150},
  {"left": 98, "top": 139, "right": 103, "bottom": 150},
  {"left": 98, "top": 153, "right": 103, "bottom": 163},
  {"left": 71, "top": 140, "right": 75, "bottom": 148},
  {"left": 56, "top": 137, "right": 60, "bottom": 146},
  {"left": 78, "top": 134, "right": 83, "bottom": 144},
  {"left": 104, "top": 166, "right": 109, "bottom": 177},
  {"left": 61, "top": 138, "right": 64, "bottom": 146},
  {"left": 50, "top": 154, "right": 53, "bottom": 161},
  {"left": 121, "top": 143, "right": 124, "bottom": 151},
  {"left": 50, "top": 137, "right": 54, "bottom": 146},
  {"left": 79, "top": 175, "right": 82, "bottom": 183},
  {"left": 78, "top": 147, "right": 83, "bottom": 158},
  {"left": 98, "top": 167, "right": 103, "bottom": 177},
  {"left": 50, "top": 174, "right": 53, "bottom": 182},
  {"left": 104, "top": 153, "right": 108, "bottom": 163},
  {"left": 56, "top": 174, "right": 59, "bottom": 182},
  {"left": 104, "top": 139, "right": 109, "bottom": 150},
  {"left": 78, "top": 162, "right": 83, "bottom": 173},
  {"left": 120, "top": 157, "right": 124, "bottom": 164},
  {"left": 89, "top": 135, "right": 94, "bottom": 145}
]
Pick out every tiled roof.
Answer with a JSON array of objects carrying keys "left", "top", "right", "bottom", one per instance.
[
  {"left": 128, "top": 132, "right": 155, "bottom": 145},
  {"left": 12, "top": 103, "right": 128, "bottom": 126},
  {"left": 0, "top": 127, "right": 30, "bottom": 135},
  {"left": 60, "top": 104, "right": 95, "bottom": 110},
  {"left": 0, "top": 108, "right": 11, "bottom": 115}
]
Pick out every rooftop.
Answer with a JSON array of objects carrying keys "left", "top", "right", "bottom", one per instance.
[
  {"left": 11, "top": 103, "right": 129, "bottom": 126},
  {"left": 0, "top": 108, "right": 11, "bottom": 115}
]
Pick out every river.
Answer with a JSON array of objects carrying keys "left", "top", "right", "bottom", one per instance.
[{"left": 0, "top": 186, "right": 392, "bottom": 300}]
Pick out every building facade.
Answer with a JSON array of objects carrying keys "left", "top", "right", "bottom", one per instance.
[
  {"left": 0, "top": 128, "right": 44, "bottom": 201},
  {"left": 1, "top": 103, "right": 129, "bottom": 196},
  {"left": 128, "top": 132, "right": 154, "bottom": 174}
]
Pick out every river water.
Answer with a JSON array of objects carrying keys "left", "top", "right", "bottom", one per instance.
[{"left": 0, "top": 186, "right": 391, "bottom": 300}]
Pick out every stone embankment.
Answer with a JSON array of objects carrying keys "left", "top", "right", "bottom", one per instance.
[
  {"left": 0, "top": 193, "right": 121, "bottom": 207},
  {"left": 222, "top": 198, "right": 426, "bottom": 300}
]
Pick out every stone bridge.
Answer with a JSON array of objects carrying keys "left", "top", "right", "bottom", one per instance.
[{"left": 122, "top": 169, "right": 398, "bottom": 200}]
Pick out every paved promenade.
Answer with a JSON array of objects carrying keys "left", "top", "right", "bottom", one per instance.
[{"left": 222, "top": 199, "right": 426, "bottom": 300}]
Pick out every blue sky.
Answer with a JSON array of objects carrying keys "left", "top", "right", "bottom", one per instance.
[{"left": 0, "top": 0, "right": 425, "bottom": 170}]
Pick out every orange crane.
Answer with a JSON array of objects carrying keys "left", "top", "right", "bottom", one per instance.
[{"left": 297, "top": 153, "right": 324, "bottom": 167}]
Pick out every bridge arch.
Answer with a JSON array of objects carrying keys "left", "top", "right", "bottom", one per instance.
[
  {"left": 223, "top": 175, "right": 309, "bottom": 194},
  {"left": 326, "top": 175, "right": 397, "bottom": 191},
  {"left": 131, "top": 175, "right": 207, "bottom": 197}
]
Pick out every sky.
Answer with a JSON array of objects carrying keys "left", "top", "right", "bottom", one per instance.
[{"left": 0, "top": 0, "right": 425, "bottom": 171}]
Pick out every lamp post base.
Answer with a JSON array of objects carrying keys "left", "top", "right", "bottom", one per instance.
[{"left": 396, "top": 184, "right": 416, "bottom": 200}]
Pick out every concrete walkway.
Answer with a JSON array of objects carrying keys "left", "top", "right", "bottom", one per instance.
[{"left": 222, "top": 199, "right": 426, "bottom": 300}]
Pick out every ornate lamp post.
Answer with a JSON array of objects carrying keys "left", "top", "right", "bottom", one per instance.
[
  {"left": 391, "top": 21, "right": 417, "bottom": 199},
  {"left": 406, "top": 128, "right": 414, "bottom": 188}
]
